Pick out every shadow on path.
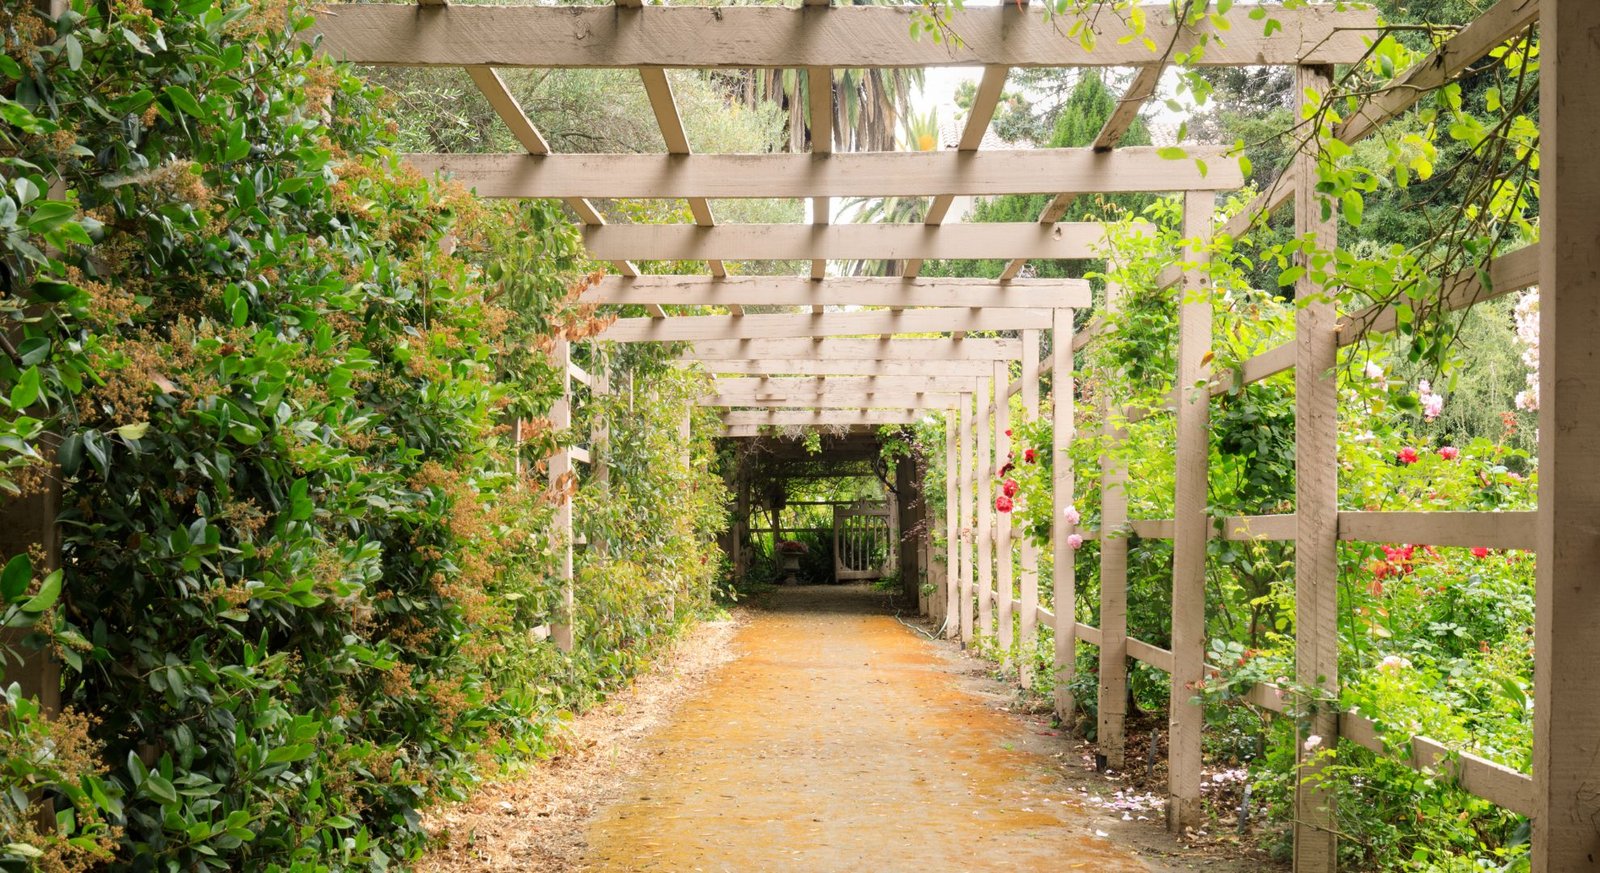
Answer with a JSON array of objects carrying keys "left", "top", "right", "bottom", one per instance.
[{"left": 580, "top": 584, "right": 1157, "bottom": 871}]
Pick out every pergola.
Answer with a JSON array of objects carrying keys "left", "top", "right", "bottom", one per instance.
[{"left": 309, "top": 1, "right": 1594, "bottom": 870}]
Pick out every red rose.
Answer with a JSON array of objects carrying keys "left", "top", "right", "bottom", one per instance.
[
  {"left": 995, "top": 495, "right": 1014, "bottom": 513},
  {"left": 998, "top": 462, "right": 1014, "bottom": 477},
  {"left": 1471, "top": 546, "right": 1490, "bottom": 559},
  {"left": 1004, "top": 428, "right": 1012, "bottom": 437},
  {"left": 1002, "top": 479, "right": 1019, "bottom": 498},
  {"left": 1397, "top": 447, "right": 1419, "bottom": 465},
  {"left": 1024, "top": 448, "right": 1037, "bottom": 463}
]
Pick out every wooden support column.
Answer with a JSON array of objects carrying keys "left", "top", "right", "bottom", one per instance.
[
  {"left": 1534, "top": 2, "right": 1600, "bottom": 869},
  {"left": 944, "top": 407, "right": 960, "bottom": 636},
  {"left": 976, "top": 375, "right": 994, "bottom": 644},
  {"left": 1097, "top": 282, "right": 1130, "bottom": 770},
  {"left": 1292, "top": 63, "right": 1341, "bottom": 872},
  {"left": 994, "top": 359, "right": 1014, "bottom": 665},
  {"left": 1018, "top": 328, "right": 1041, "bottom": 690},
  {"left": 1051, "top": 308, "right": 1077, "bottom": 721},
  {"left": 958, "top": 395, "right": 975, "bottom": 643},
  {"left": 1168, "top": 190, "right": 1214, "bottom": 833},
  {"left": 896, "top": 456, "right": 917, "bottom": 601},
  {"left": 550, "top": 338, "right": 575, "bottom": 652}
]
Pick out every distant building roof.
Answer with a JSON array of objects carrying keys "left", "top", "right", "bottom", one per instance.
[{"left": 936, "top": 116, "right": 1015, "bottom": 152}]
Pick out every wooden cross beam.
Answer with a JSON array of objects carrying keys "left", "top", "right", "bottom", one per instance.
[
  {"left": 638, "top": 68, "right": 727, "bottom": 280},
  {"left": 679, "top": 337, "right": 1020, "bottom": 361},
  {"left": 698, "top": 393, "right": 965, "bottom": 409},
  {"left": 310, "top": 4, "right": 1381, "bottom": 69},
  {"left": 582, "top": 275, "right": 1089, "bottom": 309},
  {"left": 691, "top": 358, "right": 999, "bottom": 378},
  {"left": 403, "top": 148, "right": 1243, "bottom": 199},
  {"left": 721, "top": 409, "right": 937, "bottom": 427},
  {"left": 602, "top": 307, "right": 1055, "bottom": 342},
  {"left": 710, "top": 376, "right": 980, "bottom": 395},
  {"left": 581, "top": 222, "right": 1128, "bottom": 263}
]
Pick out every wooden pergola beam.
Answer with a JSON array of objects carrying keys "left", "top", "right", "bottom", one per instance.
[
  {"left": 310, "top": 4, "right": 1381, "bottom": 69},
  {"left": 639, "top": 67, "right": 726, "bottom": 280},
  {"left": 692, "top": 358, "right": 998, "bottom": 378},
  {"left": 1000, "top": 64, "right": 1164, "bottom": 280},
  {"left": 679, "top": 337, "right": 1020, "bottom": 361},
  {"left": 404, "top": 148, "right": 1244, "bottom": 199},
  {"left": 582, "top": 222, "right": 1125, "bottom": 263},
  {"left": 710, "top": 376, "right": 979, "bottom": 394},
  {"left": 603, "top": 307, "right": 1058, "bottom": 342},
  {"left": 583, "top": 275, "right": 1089, "bottom": 308},
  {"left": 907, "top": 64, "right": 1009, "bottom": 278},
  {"left": 809, "top": 65, "right": 833, "bottom": 288},
  {"left": 721, "top": 409, "right": 936, "bottom": 427},
  {"left": 698, "top": 393, "right": 964, "bottom": 409},
  {"left": 462, "top": 65, "right": 638, "bottom": 279}
]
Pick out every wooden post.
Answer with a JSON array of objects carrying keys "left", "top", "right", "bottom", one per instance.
[
  {"left": 1293, "top": 63, "right": 1341, "bottom": 872},
  {"left": 734, "top": 445, "right": 752, "bottom": 580},
  {"left": 1097, "top": 282, "right": 1130, "bottom": 770},
  {"left": 1018, "top": 328, "right": 1041, "bottom": 689},
  {"left": 994, "top": 359, "right": 1014, "bottom": 666},
  {"left": 944, "top": 408, "right": 960, "bottom": 636},
  {"left": 550, "top": 338, "right": 575, "bottom": 652},
  {"left": 976, "top": 374, "right": 994, "bottom": 644},
  {"left": 1534, "top": 2, "right": 1600, "bottom": 869},
  {"left": 1168, "top": 190, "right": 1214, "bottom": 833},
  {"left": 1051, "top": 308, "right": 1077, "bottom": 721},
  {"left": 958, "top": 395, "right": 975, "bottom": 643}
]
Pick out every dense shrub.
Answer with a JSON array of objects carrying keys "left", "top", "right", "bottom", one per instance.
[{"left": 0, "top": 1, "right": 726, "bottom": 869}]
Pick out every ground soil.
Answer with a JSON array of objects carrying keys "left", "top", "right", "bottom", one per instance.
[{"left": 420, "top": 584, "right": 1273, "bottom": 871}]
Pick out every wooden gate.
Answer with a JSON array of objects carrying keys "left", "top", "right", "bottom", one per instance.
[{"left": 832, "top": 504, "right": 896, "bottom": 581}]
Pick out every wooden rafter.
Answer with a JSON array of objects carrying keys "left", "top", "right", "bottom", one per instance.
[
  {"left": 721, "top": 409, "right": 937, "bottom": 427},
  {"left": 679, "top": 337, "right": 1020, "bottom": 362},
  {"left": 639, "top": 67, "right": 727, "bottom": 282},
  {"left": 310, "top": 5, "right": 1381, "bottom": 69},
  {"left": 581, "top": 222, "right": 1127, "bottom": 263},
  {"left": 461, "top": 66, "right": 641, "bottom": 282},
  {"left": 699, "top": 393, "right": 964, "bottom": 409},
  {"left": 582, "top": 275, "right": 1088, "bottom": 308},
  {"left": 602, "top": 307, "right": 1057, "bottom": 342},
  {"left": 1000, "top": 64, "right": 1163, "bottom": 281},
  {"left": 403, "top": 148, "right": 1244, "bottom": 199},
  {"left": 808, "top": 65, "right": 833, "bottom": 291},
  {"left": 710, "top": 376, "right": 979, "bottom": 395},
  {"left": 692, "top": 359, "right": 998, "bottom": 378},
  {"left": 906, "top": 64, "right": 1008, "bottom": 279}
]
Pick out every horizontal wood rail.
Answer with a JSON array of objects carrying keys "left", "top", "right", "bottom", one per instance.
[
  {"left": 604, "top": 308, "right": 1057, "bottom": 343},
  {"left": 679, "top": 337, "right": 1022, "bottom": 362},
  {"left": 403, "top": 149, "right": 1243, "bottom": 200},
  {"left": 582, "top": 222, "right": 1129, "bottom": 263},
  {"left": 583, "top": 276, "right": 1089, "bottom": 309},
  {"left": 309, "top": 3, "right": 1379, "bottom": 69}
]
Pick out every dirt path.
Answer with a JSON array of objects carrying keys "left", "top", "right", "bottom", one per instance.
[{"left": 579, "top": 585, "right": 1177, "bottom": 872}]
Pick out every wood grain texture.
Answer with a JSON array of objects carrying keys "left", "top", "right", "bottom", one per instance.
[
  {"left": 1534, "top": 7, "right": 1600, "bottom": 862},
  {"left": 677, "top": 337, "right": 1020, "bottom": 362},
  {"left": 584, "top": 221, "right": 1120, "bottom": 263},
  {"left": 1017, "top": 329, "right": 1041, "bottom": 691},
  {"left": 696, "top": 358, "right": 997, "bottom": 378},
  {"left": 1097, "top": 283, "right": 1130, "bottom": 770},
  {"left": 959, "top": 393, "right": 975, "bottom": 644},
  {"left": 993, "top": 359, "right": 1014, "bottom": 666},
  {"left": 1167, "top": 191, "right": 1213, "bottom": 833},
  {"left": 945, "top": 408, "right": 960, "bottom": 639},
  {"left": 604, "top": 307, "right": 1053, "bottom": 342},
  {"left": 403, "top": 149, "right": 1243, "bottom": 199},
  {"left": 584, "top": 275, "right": 1091, "bottom": 309},
  {"left": 1337, "top": 511, "right": 1536, "bottom": 551},
  {"left": 718, "top": 409, "right": 927, "bottom": 427},
  {"left": 310, "top": 4, "right": 1380, "bottom": 69},
  {"left": 1292, "top": 63, "right": 1339, "bottom": 873},
  {"left": 710, "top": 376, "right": 980, "bottom": 395},
  {"left": 1051, "top": 307, "right": 1076, "bottom": 721},
  {"left": 975, "top": 376, "right": 994, "bottom": 645},
  {"left": 696, "top": 392, "right": 962, "bottom": 409}
]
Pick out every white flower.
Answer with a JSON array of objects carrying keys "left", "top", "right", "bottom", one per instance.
[
  {"left": 1364, "top": 360, "right": 1384, "bottom": 381},
  {"left": 1062, "top": 505, "right": 1081, "bottom": 526},
  {"left": 1378, "top": 654, "right": 1412, "bottom": 673},
  {"left": 1303, "top": 734, "right": 1323, "bottom": 752},
  {"left": 1418, "top": 379, "right": 1445, "bottom": 422},
  {"left": 1513, "top": 289, "right": 1540, "bottom": 411}
]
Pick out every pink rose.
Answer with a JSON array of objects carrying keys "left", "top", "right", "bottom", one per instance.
[
  {"left": 1397, "top": 447, "right": 1419, "bottom": 465},
  {"left": 1067, "top": 533, "right": 1085, "bottom": 550}
]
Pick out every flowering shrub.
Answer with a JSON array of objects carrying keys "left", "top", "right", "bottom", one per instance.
[{"left": 0, "top": 2, "right": 727, "bottom": 868}]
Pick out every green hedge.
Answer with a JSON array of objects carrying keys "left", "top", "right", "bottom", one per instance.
[{"left": 0, "top": 1, "right": 727, "bottom": 869}]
